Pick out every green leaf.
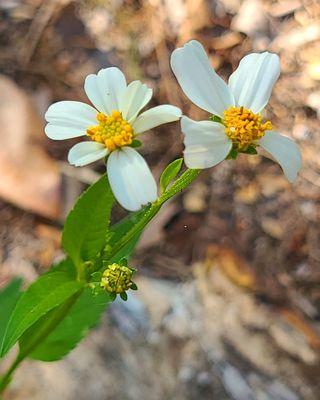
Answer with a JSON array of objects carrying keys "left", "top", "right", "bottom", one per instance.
[
  {"left": 131, "top": 282, "right": 138, "bottom": 290},
  {"left": 227, "top": 148, "right": 238, "bottom": 160},
  {"left": 210, "top": 115, "right": 223, "bottom": 123},
  {"left": 242, "top": 145, "right": 258, "bottom": 155},
  {"left": 130, "top": 139, "right": 142, "bottom": 148},
  {"left": 106, "top": 206, "right": 149, "bottom": 263},
  {"left": 0, "top": 279, "right": 23, "bottom": 357},
  {"left": 90, "top": 271, "right": 102, "bottom": 282},
  {"left": 0, "top": 271, "right": 83, "bottom": 357},
  {"left": 48, "top": 258, "right": 77, "bottom": 278},
  {"left": 20, "top": 288, "right": 110, "bottom": 361},
  {"left": 120, "top": 292, "right": 128, "bottom": 301},
  {"left": 62, "top": 174, "right": 114, "bottom": 267},
  {"left": 109, "top": 206, "right": 148, "bottom": 243},
  {"left": 160, "top": 158, "right": 183, "bottom": 193},
  {"left": 110, "top": 233, "right": 141, "bottom": 264}
]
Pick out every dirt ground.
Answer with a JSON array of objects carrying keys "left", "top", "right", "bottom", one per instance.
[{"left": 0, "top": 0, "right": 319, "bottom": 399}]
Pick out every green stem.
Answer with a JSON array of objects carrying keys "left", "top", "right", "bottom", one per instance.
[
  {"left": 159, "top": 168, "right": 201, "bottom": 203},
  {"left": 0, "top": 291, "right": 82, "bottom": 396},
  {"left": 105, "top": 168, "right": 200, "bottom": 261},
  {"left": 0, "top": 354, "right": 22, "bottom": 395}
]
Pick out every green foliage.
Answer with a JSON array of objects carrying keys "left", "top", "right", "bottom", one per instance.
[
  {"left": 0, "top": 279, "right": 23, "bottom": 356},
  {"left": 0, "top": 271, "right": 83, "bottom": 357},
  {"left": 242, "top": 145, "right": 258, "bottom": 155},
  {"left": 48, "top": 258, "right": 77, "bottom": 278},
  {"left": 62, "top": 174, "right": 114, "bottom": 267},
  {"left": 210, "top": 115, "right": 223, "bottom": 123},
  {"left": 227, "top": 145, "right": 258, "bottom": 160},
  {"left": 106, "top": 206, "right": 149, "bottom": 263},
  {"left": 160, "top": 158, "right": 183, "bottom": 193},
  {"left": 227, "top": 147, "right": 238, "bottom": 160},
  {"left": 130, "top": 139, "right": 142, "bottom": 148},
  {"left": 20, "top": 288, "right": 110, "bottom": 362}
]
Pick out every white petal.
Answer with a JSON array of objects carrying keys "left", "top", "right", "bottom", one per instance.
[
  {"left": 120, "top": 81, "right": 153, "bottom": 123},
  {"left": 45, "top": 101, "right": 97, "bottom": 140},
  {"left": 132, "top": 105, "right": 182, "bottom": 134},
  {"left": 68, "top": 141, "right": 108, "bottom": 167},
  {"left": 107, "top": 147, "right": 157, "bottom": 211},
  {"left": 182, "top": 116, "right": 232, "bottom": 169},
  {"left": 84, "top": 67, "right": 127, "bottom": 114},
  {"left": 228, "top": 52, "right": 280, "bottom": 113},
  {"left": 258, "top": 131, "right": 302, "bottom": 182},
  {"left": 170, "top": 40, "right": 234, "bottom": 116}
]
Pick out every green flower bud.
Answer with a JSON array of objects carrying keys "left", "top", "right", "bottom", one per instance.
[{"left": 100, "top": 263, "right": 137, "bottom": 300}]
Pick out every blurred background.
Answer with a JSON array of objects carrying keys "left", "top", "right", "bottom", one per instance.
[{"left": 0, "top": 0, "right": 319, "bottom": 399}]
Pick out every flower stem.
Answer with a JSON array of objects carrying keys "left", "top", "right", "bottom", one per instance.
[{"left": 105, "top": 168, "right": 201, "bottom": 261}]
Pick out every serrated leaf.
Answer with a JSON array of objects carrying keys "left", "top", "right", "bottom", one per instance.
[
  {"left": 160, "top": 158, "right": 183, "bottom": 193},
  {"left": 0, "top": 271, "right": 83, "bottom": 357},
  {"left": 0, "top": 279, "right": 23, "bottom": 357},
  {"left": 62, "top": 174, "right": 114, "bottom": 267},
  {"left": 20, "top": 288, "right": 110, "bottom": 361}
]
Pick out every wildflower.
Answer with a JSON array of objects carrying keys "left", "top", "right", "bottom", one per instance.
[
  {"left": 45, "top": 67, "right": 181, "bottom": 210},
  {"left": 170, "top": 40, "right": 301, "bottom": 182}
]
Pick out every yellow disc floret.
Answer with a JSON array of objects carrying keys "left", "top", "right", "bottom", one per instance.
[
  {"left": 87, "top": 110, "right": 133, "bottom": 152},
  {"left": 100, "top": 263, "right": 135, "bottom": 294},
  {"left": 223, "top": 106, "right": 273, "bottom": 151}
]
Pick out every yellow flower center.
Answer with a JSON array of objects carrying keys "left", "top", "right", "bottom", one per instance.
[
  {"left": 223, "top": 106, "right": 273, "bottom": 151},
  {"left": 87, "top": 110, "right": 133, "bottom": 152},
  {"left": 100, "top": 263, "right": 134, "bottom": 294}
]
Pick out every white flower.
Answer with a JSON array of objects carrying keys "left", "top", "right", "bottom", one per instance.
[
  {"left": 170, "top": 40, "right": 302, "bottom": 182},
  {"left": 45, "top": 67, "right": 181, "bottom": 211}
]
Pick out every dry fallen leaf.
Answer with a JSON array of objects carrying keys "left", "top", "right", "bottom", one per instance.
[
  {"left": 206, "top": 245, "right": 257, "bottom": 290},
  {"left": 0, "top": 75, "right": 61, "bottom": 219}
]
